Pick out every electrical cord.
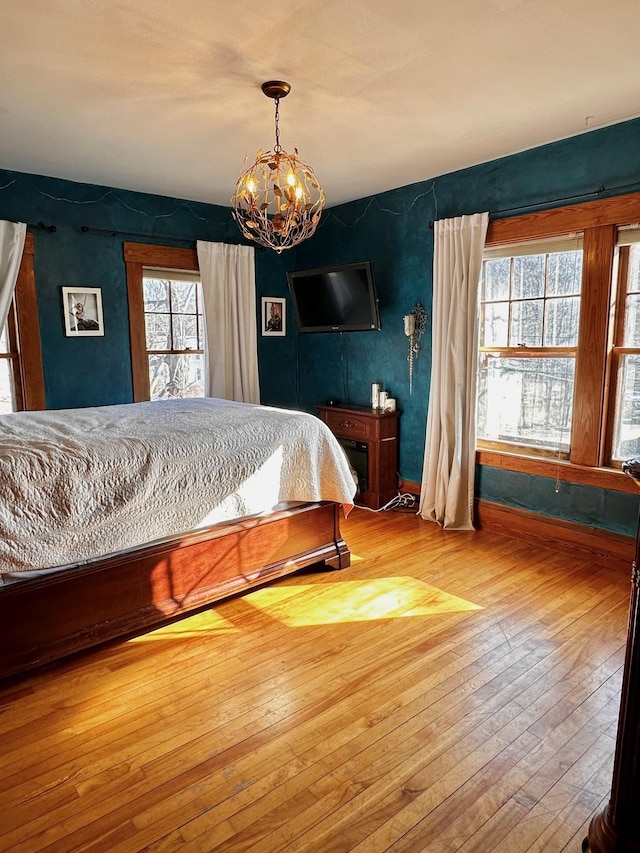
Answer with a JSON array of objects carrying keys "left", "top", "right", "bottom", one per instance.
[{"left": 355, "top": 492, "right": 418, "bottom": 513}]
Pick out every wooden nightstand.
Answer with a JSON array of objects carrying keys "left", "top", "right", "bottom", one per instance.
[{"left": 317, "top": 403, "right": 400, "bottom": 510}]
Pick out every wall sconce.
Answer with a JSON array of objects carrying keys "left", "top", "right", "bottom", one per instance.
[{"left": 403, "top": 302, "right": 427, "bottom": 394}]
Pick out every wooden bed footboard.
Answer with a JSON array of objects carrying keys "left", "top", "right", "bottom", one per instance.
[{"left": 0, "top": 502, "right": 350, "bottom": 680}]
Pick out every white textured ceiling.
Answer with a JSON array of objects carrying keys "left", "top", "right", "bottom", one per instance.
[{"left": 1, "top": 0, "right": 639, "bottom": 208}]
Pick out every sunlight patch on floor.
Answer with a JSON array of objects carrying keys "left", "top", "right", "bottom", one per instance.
[
  {"left": 244, "top": 577, "right": 482, "bottom": 626},
  {"left": 129, "top": 608, "right": 238, "bottom": 641},
  {"left": 128, "top": 568, "right": 482, "bottom": 642}
]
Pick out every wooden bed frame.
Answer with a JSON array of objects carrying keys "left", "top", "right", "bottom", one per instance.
[{"left": 0, "top": 501, "right": 350, "bottom": 680}]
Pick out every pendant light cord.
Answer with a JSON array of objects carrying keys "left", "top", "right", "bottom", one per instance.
[{"left": 274, "top": 98, "right": 282, "bottom": 154}]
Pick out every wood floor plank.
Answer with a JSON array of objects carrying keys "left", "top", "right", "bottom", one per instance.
[{"left": 0, "top": 508, "right": 631, "bottom": 852}]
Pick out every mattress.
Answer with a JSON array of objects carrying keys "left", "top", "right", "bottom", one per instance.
[{"left": 0, "top": 398, "right": 356, "bottom": 576}]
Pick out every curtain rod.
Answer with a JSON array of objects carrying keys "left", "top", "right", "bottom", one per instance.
[
  {"left": 428, "top": 180, "right": 640, "bottom": 228},
  {"left": 80, "top": 225, "right": 195, "bottom": 244},
  {"left": 79, "top": 224, "right": 266, "bottom": 251},
  {"left": 28, "top": 221, "right": 56, "bottom": 233}
]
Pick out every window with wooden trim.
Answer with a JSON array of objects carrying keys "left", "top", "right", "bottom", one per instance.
[
  {"left": 478, "top": 191, "right": 640, "bottom": 486},
  {"left": 124, "top": 243, "right": 203, "bottom": 402},
  {"left": 0, "top": 233, "right": 45, "bottom": 413},
  {"left": 478, "top": 236, "right": 583, "bottom": 457},
  {"left": 0, "top": 304, "right": 24, "bottom": 413},
  {"left": 142, "top": 269, "right": 205, "bottom": 400},
  {"left": 608, "top": 232, "right": 640, "bottom": 463}
]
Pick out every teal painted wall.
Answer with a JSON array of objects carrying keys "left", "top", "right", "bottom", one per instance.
[
  {"left": 0, "top": 169, "right": 288, "bottom": 409},
  {"left": 476, "top": 466, "right": 638, "bottom": 537},
  {"left": 293, "top": 117, "right": 640, "bottom": 537}
]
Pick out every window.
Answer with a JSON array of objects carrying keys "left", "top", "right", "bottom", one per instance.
[
  {"left": 609, "top": 234, "right": 640, "bottom": 462},
  {"left": 478, "top": 237, "right": 583, "bottom": 456},
  {"left": 477, "top": 192, "right": 640, "bottom": 492},
  {"left": 0, "top": 233, "right": 45, "bottom": 413},
  {"left": 0, "top": 305, "right": 23, "bottom": 413},
  {"left": 142, "top": 270, "right": 205, "bottom": 400},
  {"left": 124, "top": 243, "right": 201, "bottom": 402}
]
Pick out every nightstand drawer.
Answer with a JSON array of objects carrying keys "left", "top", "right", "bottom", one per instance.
[{"left": 321, "top": 410, "right": 372, "bottom": 440}]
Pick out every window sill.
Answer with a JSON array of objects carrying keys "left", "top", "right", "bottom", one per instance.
[{"left": 476, "top": 449, "right": 639, "bottom": 495}]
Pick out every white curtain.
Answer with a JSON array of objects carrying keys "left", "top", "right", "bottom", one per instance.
[
  {"left": 196, "top": 241, "right": 260, "bottom": 404},
  {"left": 0, "top": 221, "right": 27, "bottom": 331},
  {"left": 419, "top": 212, "right": 489, "bottom": 530}
]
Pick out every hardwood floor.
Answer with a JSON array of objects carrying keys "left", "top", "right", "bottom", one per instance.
[{"left": 0, "top": 508, "right": 631, "bottom": 852}]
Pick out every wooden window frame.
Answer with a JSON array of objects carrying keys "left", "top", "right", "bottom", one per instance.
[
  {"left": 479, "top": 191, "right": 640, "bottom": 494},
  {"left": 604, "top": 244, "right": 640, "bottom": 468},
  {"left": 124, "top": 242, "right": 199, "bottom": 402},
  {"left": 2, "top": 233, "right": 46, "bottom": 411}
]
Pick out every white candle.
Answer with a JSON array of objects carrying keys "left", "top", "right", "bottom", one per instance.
[{"left": 371, "top": 383, "right": 381, "bottom": 408}]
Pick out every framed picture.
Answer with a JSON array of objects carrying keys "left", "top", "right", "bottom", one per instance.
[
  {"left": 62, "top": 287, "right": 104, "bottom": 337},
  {"left": 261, "top": 297, "right": 286, "bottom": 337}
]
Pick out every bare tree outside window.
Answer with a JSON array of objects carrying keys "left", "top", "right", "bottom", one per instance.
[
  {"left": 143, "top": 276, "right": 205, "bottom": 400},
  {"left": 0, "top": 323, "right": 17, "bottom": 414},
  {"left": 611, "top": 245, "right": 640, "bottom": 460},
  {"left": 477, "top": 248, "right": 583, "bottom": 456}
]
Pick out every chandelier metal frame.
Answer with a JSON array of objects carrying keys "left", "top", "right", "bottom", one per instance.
[{"left": 231, "top": 81, "right": 325, "bottom": 253}]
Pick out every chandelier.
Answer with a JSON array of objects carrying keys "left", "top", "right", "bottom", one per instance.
[{"left": 231, "top": 81, "right": 325, "bottom": 253}]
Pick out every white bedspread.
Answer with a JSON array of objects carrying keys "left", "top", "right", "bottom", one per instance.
[{"left": 0, "top": 398, "right": 356, "bottom": 575}]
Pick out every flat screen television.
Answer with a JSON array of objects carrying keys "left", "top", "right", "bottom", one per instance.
[{"left": 287, "top": 261, "right": 381, "bottom": 333}]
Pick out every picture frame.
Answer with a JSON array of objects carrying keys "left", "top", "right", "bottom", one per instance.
[
  {"left": 261, "top": 296, "right": 286, "bottom": 337},
  {"left": 62, "top": 287, "right": 104, "bottom": 337}
]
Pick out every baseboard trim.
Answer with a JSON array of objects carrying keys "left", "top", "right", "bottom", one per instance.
[
  {"left": 399, "top": 479, "right": 421, "bottom": 496},
  {"left": 397, "top": 481, "right": 633, "bottom": 569},
  {"left": 475, "top": 499, "right": 634, "bottom": 571}
]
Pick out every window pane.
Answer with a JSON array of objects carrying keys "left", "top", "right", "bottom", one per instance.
[
  {"left": 0, "top": 323, "right": 7, "bottom": 353},
  {"left": 482, "top": 302, "right": 509, "bottom": 347},
  {"left": 142, "top": 273, "right": 204, "bottom": 400},
  {"left": 628, "top": 244, "right": 640, "bottom": 294},
  {"left": 612, "top": 354, "right": 640, "bottom": 461},
  {"left": 483, "top": 258, "right": 510, "bottom": 302},
  {"left": 512, "top": 255, "right": 545, "bottom": 300},
  {"left": 544, "top": 296, "right": 580, "bottom": 346},
  {"left": 0, "top": 358, "right": 16, "bottom": 414},
  {"left": 624, "top": 294, "right": 640, "bottom": 347},
  {"left": 622, "top": 247, "right": 640, "bottom": 347},
  {"left": 477, "top": 356, "right": 574, "bottom": 452},
  {"left": 546, "top": 251, "right": 582, "bottom": 296},
  {"left": 510, "top": 299, "right": 543, "bottom": 346},
  {"left": 172, "top": 314, "right": 198, "bottom": 350},
  {"left": 171, "top": 281, "right": 197, "bottom": 314},
  {"left": 148, "top": 354, "right": 205, "bottom": 400},
  {"left": 145, "top": 314, "right": 171, "bottom": 350},
  {"left": 143, "top": 279, "right": 170, "bottom": 312}
]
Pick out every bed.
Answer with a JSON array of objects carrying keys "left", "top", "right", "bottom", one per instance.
[{"left": 0, "top": 398, "right": 355, "bottom": 679}]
